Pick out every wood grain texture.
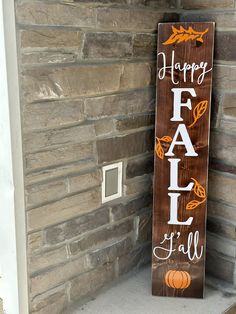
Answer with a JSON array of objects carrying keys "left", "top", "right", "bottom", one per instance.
[{"left": 152, "top": 22, "right": 215, "bottom": 298}]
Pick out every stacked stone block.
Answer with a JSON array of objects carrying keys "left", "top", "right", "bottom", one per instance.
[{"left": 15, "top": 0, "right": 178, "bottom": 312}]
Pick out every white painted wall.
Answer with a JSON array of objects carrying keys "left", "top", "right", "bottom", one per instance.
[{"left": 0, "top": 1, "right": 28, "bottom": 313}]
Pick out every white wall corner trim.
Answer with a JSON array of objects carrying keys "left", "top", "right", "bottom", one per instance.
[{"left": 0, "top": 1, "right": 29, "bottom": 313}]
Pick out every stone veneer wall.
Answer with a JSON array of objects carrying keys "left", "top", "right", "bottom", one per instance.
[{"left": 14, "top": 0, "right": 236, "bottom": 313}]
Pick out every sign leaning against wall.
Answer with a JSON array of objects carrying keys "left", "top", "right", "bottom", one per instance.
[{"left": 152, "top": 22, "right": 215, "bottom": 298}]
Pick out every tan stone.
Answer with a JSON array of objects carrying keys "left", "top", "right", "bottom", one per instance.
[
  {"left": 125, "top": 175, "right": 152, "bottom": 196},
  {"left": 25, "top": 160, "right": 95, "bottom": 186},
  {"left": 30, "top": 256, "right": 88, "bottom": 297},
  {"left": 208, "top": 171, "right": 236, "bottom": 205},
  {"left": 22, "top": 51, "right": 77, "bottom": 65},
  {"left": 31, "top": 285, "right": 68, "bottom": 314},
  {"left": 213, "top": 65, "right": 236, "bottom": 90},
  {"left": 70, "top": 263, "right": 115, "bottom": 302},
  {"left": 27, "top": 188, "right": 101, "bottom": 230},
  {"left": 119, "top": 62, "right": 153, "bottom": 90},
  {"left": 22, "top": 62, "right": 153, "bottom": 103},
  {"left": 25, "top": 142, "right": 94, "bottom": 171},
  {"left": 20, "top": 29, "right": 83, "bottom": 49},
  {"left": 26, "top": 179, "right": 67, "bottom": 209},
  {"left": 181, "top": 0, "right": 234, "bottom": 9},
  {"left": 29, "top": 246, "right": 68, "bottom": 274},
  {"left": 94, "top": 119, "right": 115, "bottom": 136},
  {"left": 23, "top": 100, "right": 85, "bottom": 131},
  {"left": 22, "top": 65, "right": 121, "bottom": 103},
  {"left": 96, "top": 7, "right": 130, "bottom": 30},
  {"left": 222, "top": 93, "right": 236, "bottom": 118},
  {"left": 208, "top": 199, "right": 236, "bottom": 222},
  {"left": 24, "top": 124, "right": 95, "bottom": 153},
  {"left": 16, "top": 2, "right": 96, "bottom": 27},
  {"left": 68, "top": 170, "right": 101, "bottom": 194},
  {"left": 210, "top": 131, "right": 236, "bottom": 166},
  {"left": 28, "top": 231, "right": 44, "bottom": 254},
  {"left": 97, "top": 8, "right": 176, "bottom": 31}
]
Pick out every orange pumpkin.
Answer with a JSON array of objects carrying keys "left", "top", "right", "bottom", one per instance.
[{"left": 165, "top": 270, "right": 191, "bottom": 289}]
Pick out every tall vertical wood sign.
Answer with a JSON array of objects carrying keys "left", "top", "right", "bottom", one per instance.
[{"left": 152, "top": 22, "right": 215, "bottom": 298}]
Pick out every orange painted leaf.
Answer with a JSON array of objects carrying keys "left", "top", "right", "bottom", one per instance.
[
  {"left": 186, "top": 200, "right": 202, "bottom": 210},
  {"left": 160, "top": 136, "right": 172, "bottom": 142},
  {"left": 188, "top": 100, "right": 208, "bottom": 128},
  {"left": 192, "top": 178, "right": 206, "bottom": 198},
  {"left": 155, "top": 140, "right": 164, "bottom": 159},
  {"left": 163, "top": 26, "right": 208, "bottom": 45}
]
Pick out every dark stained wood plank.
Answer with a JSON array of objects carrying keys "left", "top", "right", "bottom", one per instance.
[{"left": 152, "top": 22, "right": 215, "bottom": 298}]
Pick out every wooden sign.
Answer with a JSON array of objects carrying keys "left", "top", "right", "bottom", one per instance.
[{"left": 152, "top": 22, "right": 215, "bottom": 298}]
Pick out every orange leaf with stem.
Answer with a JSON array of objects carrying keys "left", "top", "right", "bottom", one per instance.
[
  {"left": 160, "top": 136, "right": 172, "bottom": 142},
  {"left": 191, "top": 178, "right": 206, "bottom": 198},
  {"left": 186, "top": 198, "right": 206, "bottom": 210},
  {"left": 188, "top": 100, "right": 208, "bottom": 128},
  {"left": 155, "top": 138, "right": 164, "bottom": 159}
]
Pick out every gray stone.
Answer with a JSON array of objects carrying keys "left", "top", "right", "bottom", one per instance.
[
  {"left": 207, "top": 216, "right": 236, "bottom": 241},
  {"left": 85, "top": 88, "right": 155, "bottom": 119},
  {"left": 69, "top": 219, "right": 134, "bottom": 255},
  {"left": 180, "top": 12, "right": 236, "bottom": 28},
  {"left": 126, "top": 154, "right": 153, "bottom": 179},
  {"left": 97, "top": 129, "right": 154, "bottom": 163},
  {"left": 206, "top": 250, "right": 235, "bottom": 284},
  {"left": 115, "top": 114, "right": 155, "bottom": 131},
  {"left": 44, "top": 207, "right": 110, "bottom": 245},
  {"left": 133, "top": 33, "right": 156, "bottom": 58},
  {"left": 88, "top": 237, "right": 133, "bottom": 267},
  {"left": 83, "top": 32, "right": 132, "bottom": 59},
  {"left": 111, "top": 194, "right": 152, "bottom": 221},
  {"left": 118, "top": 243, "right": 151, "bottom": 275},
  {"left": 137, "top": 210, "right": 152, "bottom": 244}
]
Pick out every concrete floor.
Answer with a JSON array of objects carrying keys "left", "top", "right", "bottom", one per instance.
[{"left": 71, "top": 266, "right": 236, "bottom": 314}]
